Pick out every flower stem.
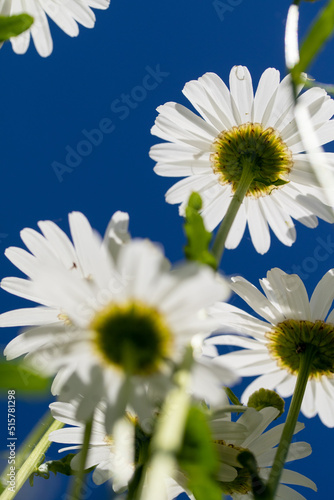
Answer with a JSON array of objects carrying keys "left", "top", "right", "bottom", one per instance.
[
  {"left": 0, "top": 410, "right": 54, "bottom": 493},
  {"left": 0, "top": 416, "right": 64, "bottom": 500},
  {"left": 266, "top": 346, "right": 315, "bottom": 499},
  {"left": 136, "top": 346, "right": 193, "bottom": 500},
  {"left": 70, "top": 418, "right": 93, "bottom": 500},
  {"left": 211, "top": 158, "right": 254, "bottom": 266}
]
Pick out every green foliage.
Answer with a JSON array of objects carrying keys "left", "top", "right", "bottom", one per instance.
[
  {"left": 177, "top": 406, "right": 222, "bottom": 500},
  {"left": 184, "top": 192, "right": 217, "bottom": 269},
  {"left": 0, "top": 357, "right": 51, "bottom": 395},
  {"left": 0, "top": 14, "right": 33, "bottom": 42},
  {"left": 292, "top": 0, "right": 334, "bottom": 81},
  {"left": 29, "top": 454, "right": 76, "bottom": 485},
  {"left": 224, "top": 387, "right": 243, "bottom": 407}
]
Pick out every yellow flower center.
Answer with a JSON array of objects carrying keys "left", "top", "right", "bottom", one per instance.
[
  {"left": 266, "top": 319, "right": 334, "bottom": 378},
  {"left": 210, "top": 123, "right": 292, "bottom": 197},
  {"left": 90, "top": 301, "right": 174, "bottom": 375}
]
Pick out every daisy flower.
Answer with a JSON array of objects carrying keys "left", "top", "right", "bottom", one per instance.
[
  {"left": 150, "top": 66, "right": 334, "bottom": 254},
  {"left": 49, "top": 400, "right": 135, "bottom": 490},
  {"left": 0, "top": 211, "right": 233, "bottom": 430},
  {"left": 0, "top": 0, "right": 109, "bottom": 57},
  {"left": 209, "top": 267, "right": 334, "bottom": 427},
  {"left": 171, "top": 406, "right": 316, "bottom": 500}
]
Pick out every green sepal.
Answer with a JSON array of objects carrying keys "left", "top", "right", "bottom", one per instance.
[
  {"left": 253, "top": 177, "right": 289, "bottom": 188},
  {"left": 183, "top": 192, "right": 217, "bottom": 270},
  {"left": 0, "top": 356, "right": 51, "bottom": 396},
  {"left": 177, "top": 406, "right": 222, "bottom": 500},
  {"left": 0, "top": 14, "right": 33, "bottom": 42}
]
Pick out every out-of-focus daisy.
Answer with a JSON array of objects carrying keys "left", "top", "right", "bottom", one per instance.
[
  {"left": 170, "top": 406, "right": 315, "bottom": 500},
  {"left": 49, "top": 400, "right": 135, "bottom": 490},
  {"left": 150, "top": 66, "right": 334, "bottom": 253},
  {"left": 209, "top": 267, "right": 334, "bottom": 427},
  {"left": 0, "top": 211, "right": 232, "bottom": 430},
  {"left": 0, "top": 0, "right": 109, "bottom": 57}
]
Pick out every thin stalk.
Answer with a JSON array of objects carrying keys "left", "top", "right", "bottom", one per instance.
[
  {"left": 211, "top": 158, "right": 254, "bottom": 266},
  {"left": 0, "top": 410, "right": 54, "bottom": 492},
  {"left": 266, "top": 346, "right": 315, "bottom": 498},
  {"left": 70, "top": 418, "right": 93, "bottom": 500},
  {"left": 0, "top": 417, "right": 64, "bottom": 500},
  {"left": 136, "top": 346, "right": 193, "bottom": 500}
]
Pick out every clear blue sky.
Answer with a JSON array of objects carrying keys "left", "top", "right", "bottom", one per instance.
[{"left": 0, "top": 0, "right": 333, "bottom": 498}]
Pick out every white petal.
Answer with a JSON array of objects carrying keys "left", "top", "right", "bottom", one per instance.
[
  {"left": 280, "top": 469, "right": 317, "bottom": 491},
  {"left": 253, "top": 68, "right": 280, "bottom": 124},
  {"left": 229, "top": 66, "right": 254, "bottom": 123},
  {"left": 310, "top": 269, "right": 334, "bottom": 320},
  {"left": 245, "top": 197, "right": 271, "bottom": 254},
  {"left": 259, "top": 196, "right": 296, "bottom": 247}
]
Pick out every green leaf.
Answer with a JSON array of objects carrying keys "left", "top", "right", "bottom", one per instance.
[
  {"left": 0, "top": 357, "right": 51, "bottom": 395},
  {"left": 0, "top": 14, "right": 34, "bottom": 42},
  {"left": 223, "top": 387, "right": 243, "bottom": 407},
  {"left": 177, "top": 406, "right": 222, "bottom": 500},
  {"left": 292, "top": 0, "right": 334, "bottom": 79},
  {"left": 183, "top": 192, "right": 217, "bottom": 269},
  {"left": 30, "top": 454, "right": 77, "bottom": 485}
]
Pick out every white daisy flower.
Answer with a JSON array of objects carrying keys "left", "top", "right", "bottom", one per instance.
[
  {"left": 209, "top": 267, "right": 334, "bottom": 427},
  {"left": 0, "top": 0, "right": 109, "bottom": 57},
  {"left": 150, "top": 65, "right": 334, "bottom": 254},
  {"left": 0, "top": 211, "right": 232, "bottom": 430},
  {"left": 49, "top": 400, "right": 135, "bottom": 490},
  {"left": 170, "top": 406, "right": 316, "bottom": 500}
]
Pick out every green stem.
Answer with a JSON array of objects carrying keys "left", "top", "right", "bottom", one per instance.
[
  {"left": 211, "top": 159, "right": 254, "bottom": 266},
  {"left": 70, "top": 418, "right": 93, "bottom": 500},
  {"left": 0, "top": 410, "right": 54, "bottom": 493},
  {"left": 0, "top": 417, "right": 64, "bottom": 500},
  {"left": 266, "top": 346, "right": 315, "bottom": 499},
  {"left": 136, "top": 346, "right": 193, "bottom": 500}
]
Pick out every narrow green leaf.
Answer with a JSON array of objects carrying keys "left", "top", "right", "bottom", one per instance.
[
  {"left": 178, "top": 406, "right": 222, "bottom": 500},
  {"left": 292, "top": 0, "right": 334, "bottom": 78},
  {"left": 223, "top": 387, "right": 243, "bottom": 407},
  {"left": 0, "top": 357, "right": 51, "bottom": 395},
  {"left": 0, "top": 14, "right": 34, "bottom": 42},
  {"left": 183, "top": 192, "right": 217, "bottom": 269},
  {"left": 304, "top": 76, "right": 334, "bottom": 95}
]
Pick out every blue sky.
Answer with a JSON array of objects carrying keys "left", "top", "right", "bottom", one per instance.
[{"left": 0, "top": 0, "right": 333, "bottom": 498}]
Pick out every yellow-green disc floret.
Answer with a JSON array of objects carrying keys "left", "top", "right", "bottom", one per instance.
[
  {"left": 267, "top": 319, "right": 334, "bottom": 378},
  {"left": 210, "top": 123, "right": 292, "bottom": 197}
]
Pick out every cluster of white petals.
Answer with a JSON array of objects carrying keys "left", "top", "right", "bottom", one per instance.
[
  {"left": 210, "top": 268, "right": 334, "bottom": 427},
  {"left": 0, "top": 0, "right": 110, "bottom": 56},
  {"left": 150, "top": 66, "right": 334, "bottom": 253},
  {"left": 0, "top": 211, "right": 233, "bottom": 430}
]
